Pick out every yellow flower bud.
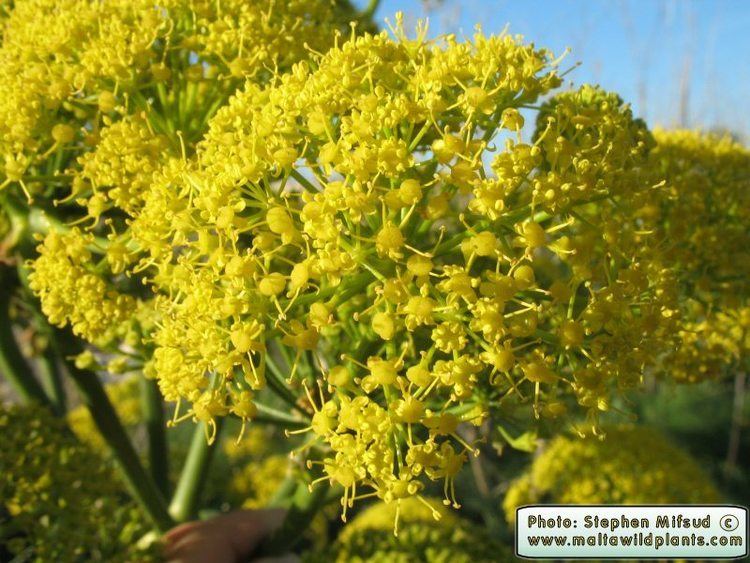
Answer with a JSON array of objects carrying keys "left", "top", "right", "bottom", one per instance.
[
  {"left": 98, "top": 91, "right": 117, "bottom": 113},
  {"left": 258, "top": 272, "right": 286, "bottom": 296},
  {"left": 372, "top": 311, "right": 396, "bottom": 340},
  {"left": 513, "top": 265, "right": 536, "bottom": 289},
  {"left": 51, "top": 123, "right": 75, "bottom": 144}
]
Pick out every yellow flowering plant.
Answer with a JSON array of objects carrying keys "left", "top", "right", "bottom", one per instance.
[
  {"left": 0, "top": 0, "right": 374, "bottom": 548},
  {"left": 108, "top": 26, "right": 677, "bottom": 526},
  {"left": 643, "top": 130, "right": 750, "bottom": 383},
  {"left": 0, "top": 404, "right": 158, "bottom": 562},
  {"left": 0, "top": 0, "right": 359, "bottom": 194},
  {"left": 0, "top": 0, "right": 746, "bottom": 556},
  {"left": 503, "top": 426, "right": 721, "bottom": 524},
  {"left": 307, "top": 497, "right": 512, "bottom": 562}
]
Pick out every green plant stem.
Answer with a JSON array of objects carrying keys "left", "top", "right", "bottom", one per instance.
[
  {"left": 10, "top": 265, "right": 66, "bottom": 415},
  {"left": 361, "top": 0, "right": 381, "bottom": 19},
  {"left": 57, "top": 332, "right": 175, "bottom": 533},
  {"left": 36, "top": 348, "right": 67, "bottom": 415},
  {"left": 264, "top": 349, "right": 311, "bottom": 419},
  {"left": 0, "top": 273, "right": 53, "bottom": 408},
  {"left": 254, "top": 480, "right": 329, "bottom": 558},
  {"left": 725, "top": 369, "right": 746, "bottom": 470},
  {"left": 255, "top": 400, "right": 307, "bottom": 427},
  {"left": 141, "top": 377, "right": 170, "bottom": 498},
  {"left": 169, "top": 419, "right": 224, "bottom": 522},
  {"left": 0, "top": 317, "right": 51, "bottom": 407}
]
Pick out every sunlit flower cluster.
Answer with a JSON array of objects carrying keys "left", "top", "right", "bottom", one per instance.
[
  {"left": 670, "top": 305, "right": 750, "bottom": 383},
  {"left": 28, "top": 229, "right": 137, "bottom": 346},
  {"left": 21, "top": 13, "right": 690, "bottom": 519},
  {"left": 647, "top": 130, "right": 750, "bottom": 303},
  {"left": 2, "top": 0, "right": 745, "bottom": 549},
  {"left": 0, "top": 0, "right": 350, "bottom": 197},
  {"left": 503, "top": 425, "right": 720, "bottom": 523}
]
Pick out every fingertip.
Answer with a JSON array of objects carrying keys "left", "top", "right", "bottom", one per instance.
[
  {"left": 224, "top": 508, "right": 288, "bottom": 557},
  {"left": 262, "top": 508, "right": 288, "bottom": 532},
  {"left": 163, "top": 521, "right": 202, "bottom": 544},
  {"left": 232, "top": 508, "right": 288, "bottom": 534}
]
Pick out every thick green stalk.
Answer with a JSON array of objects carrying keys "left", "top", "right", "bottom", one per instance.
[
  {"left": 169, "top": 419, "right": 224, "bottom": 522},
  {"left": 0, "top": 273, "right": 53, "bottom": 408},
  {"left": 0, "top": 316, "right": 52, "bottom": 407},
  {"left": 6, "top": 265, "right": 65, "bottom": 414},
  {"left": 253, "top": 480, "right": 329, "bottom": 558},
  {"left": 10, "top": 248, "right": 174, "bottom": 531},
  {"left": 57, "top": 332, "right": 175, "bottom": 532},
  {"left": 141, "top": 377, "right": 170, "bottom": 498},
  {"left": 725, "top": 370, "right": 746, "bottom": 470},
  {"left": 36, "top": 348, "right": 67, "bottom": 415},
  {"left": 361, "top": 0, "right": 381, "bottom": 19}
]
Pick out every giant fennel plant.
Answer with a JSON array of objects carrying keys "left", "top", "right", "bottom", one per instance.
[{"left": 0, "top": 0, "right": 747, "bottom": 557}]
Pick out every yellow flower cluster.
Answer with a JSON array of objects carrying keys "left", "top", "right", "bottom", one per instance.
[
  {"left": 503, "top": 425, "right": 720, "bottom": 523},
  {"left": 7, "top": 0, "right": 351, "bottom": 383},
  {"left": 229, "top": 454, "right": 290, "bottom": 509},
  {"left": 28, "top": 229, "right": 137, "bottom": 346},
  {"left": 196, "top": 0, "right": 359, "bottom": 80},
  {"left": 644, "top": 130, "right": 750, "bottom": 382},
  {"left": 24, "top": 14, "right": 688, "bottom": 518},
  {"left": 0, "top": 0, "right": 162, "bottom": 185},
  {"left": 72, "top": 115, "right": 169, "bottom": 216},
  {"left": 0, "top": 0, "right": 349, "bottom": 194},
  {"left": 670, "top": 305, "right": 750, "bottom": 383},
  {"left": 222, "top": 424, "right": 292, "bottom": 509},
  {"left": 647, "top": 130, "right": 750, "bottom": 303},
  {"left": 307, "top": 497, "right": 512, "bottom": 562},
  {"left": 0, "top": 404, "right": 156, "bottom": 562}
]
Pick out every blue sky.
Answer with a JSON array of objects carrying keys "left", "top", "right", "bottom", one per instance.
[{"left": 359, "top": 0, "right": 750, "bottom": 138}]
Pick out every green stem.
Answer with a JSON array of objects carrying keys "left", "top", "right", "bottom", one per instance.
[
  {"left": 36, "top": 347, "right": 67, "bottom": 415},
  {"left": 361, "top": 0, "right": 381, "bottom": 19},
  {"left": 12, "top": 262, "right": 66, "bottom": 415},
  {"left": 0, "top": 320, "right": 51, "bottom": 406},
  {"left": 57, "top": 332, "right": 175, "bottom": 532},
  {"left": 141, "top": 377, "right": 170, "bottom": 498},
  {"left": 0, "top": 272, "right": 53, "bottom": 408},
  {"left": 169, "top": 419, "right": 224, "bottom": 522},
  {"left": 289, "top": 169, "right": 319, "bottom": 193},
  {"left": 255, "top": 400, "right": 307, "bottom": 427},
  {"left": 254, "top": 481, "right": 330, "bottom": 558},
  {"left": 37, "top": 348, "right": 67, "bottom": 416},
  {"left": 264, "top": 349, "right": 311, "bottom": 419}
]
